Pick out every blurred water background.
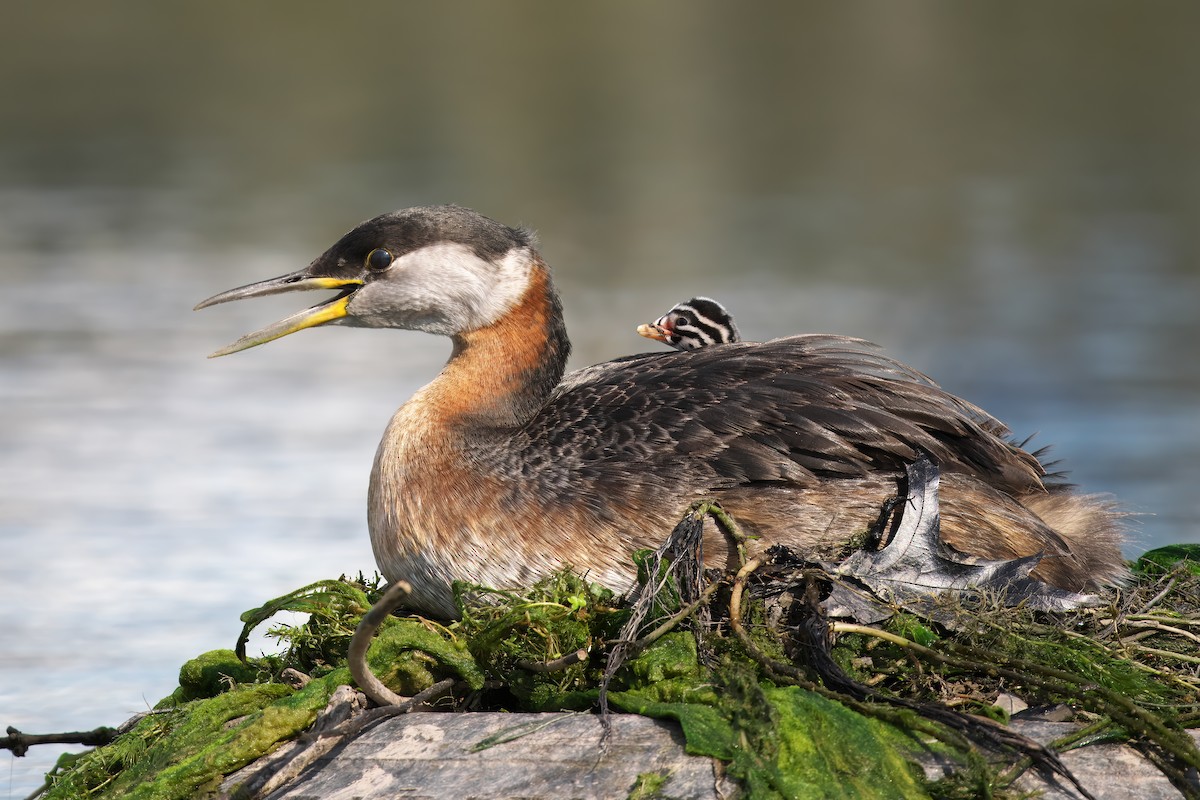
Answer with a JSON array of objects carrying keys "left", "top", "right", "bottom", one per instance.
[{"left": 2, "top": 2, "right": 1199, "bottom": 794}]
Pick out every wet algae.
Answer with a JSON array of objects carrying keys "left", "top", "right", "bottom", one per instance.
[
  {"left": 613, "top": 661, "right": 927, "bottom": 799},
  {"left": 41, "top": 665, "right": 313, "bottom": 800}
]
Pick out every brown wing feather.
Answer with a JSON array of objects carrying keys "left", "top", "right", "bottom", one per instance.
[{"left": 483, "top": 335, "right": 1043, "bottom": 507}]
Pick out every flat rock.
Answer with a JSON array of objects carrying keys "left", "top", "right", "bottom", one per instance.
[
  {"left": 265, "top": 712, "right": 733, "bottom": 800},
  {"left": 916, "top": 720, "right": 1199, "bottom": 799},
  {"left": 259, "top": 711, "right": 1198, "bottom": 799},
  {"left": 1008, "top": 720, "right": 1200, "bottom": 800}
]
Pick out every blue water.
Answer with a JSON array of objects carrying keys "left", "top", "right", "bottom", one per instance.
[{"left": 4, "top": 5, "right": 1200, "bottom": 794}]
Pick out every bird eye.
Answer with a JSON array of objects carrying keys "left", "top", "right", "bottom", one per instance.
[{"left": 366, "top": 248, "right": 394, "bottom": 270}]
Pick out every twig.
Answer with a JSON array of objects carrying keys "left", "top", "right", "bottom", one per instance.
[
  {"left": 347, "top": 581, "right": 414, "bottom": 707},
  {"left": 835, "top": 621, "right": 1200, "bottom": 796},
  {"left": 1122, "top": 613, "right": 1200, "bottom": 627},
  {"left": 599, "top": 501, "right": 716, "bottom": 716},
  {"left": 624, "top": 580, "right": 723, "bottom": 656},
  {"left": 1139, "top": 577, "right": 1178, "bottom": 614},
  {"left": 516, "top": 648, "right": 590, "bottom": 673},
  {"left": 1057, "top": 627, "right": 1200, "bottom": 692},
  {"left": 1120, "top": 620, "right": 1200, "bottom": 647},
  {"left": 1131, "top": 645, "right": 1200, "bottom": 666},
  {"left": 727, "top": 558, "right": 764, "bottom": 640},
  {"left": 2, "top": 725, "right": 118, "bottom": 757},
  {"left": 1045, "top": 716, "right": 1120, "bottom": 753},
  {"left": 1123, "top": 614, "right": 1200, "bottom": 623},
  {"left": 1117, "top": 629, "right": 1161, "bottom": 645}
]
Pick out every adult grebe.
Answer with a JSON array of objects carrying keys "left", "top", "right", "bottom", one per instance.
[{"left": 196, "top": 205, "right": 1125, "bottom": 618}]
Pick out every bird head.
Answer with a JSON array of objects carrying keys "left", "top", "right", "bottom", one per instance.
[
  {"left": 195, "top": 205, "right": 537, "bottom": 357},
  {"left": 637, "top": 297, "right": 739, "bottom": 351}
]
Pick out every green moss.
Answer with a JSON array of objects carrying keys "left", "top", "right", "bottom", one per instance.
[
  {"left": 627, "top": 770, "right": 670, "bottom": 799},
  {"left": 368, "top": 617, "right": 485, "bottom": 695},
  {"left": 612, "top": 644, "right": 926, "bottom": 798},
  {"left": 889, "top": 615, "right": 939, "bottom": 648},
  {"left": 235, "top": 577, "right": 380, "bottom": 675},
  {"left": 610, "top": 694, "right": 738, "bottom": 762},
  {"left": 1137, "top": 544, "right": 1200, "bottom": 576},
  {"left": 43, "top": 672, "right": 352, "bottom": 800},
  {"left": 160, "top": 649, "right": 264, "bottom": 706},
  {"left": 626, "top": 632, "right": 698, "bottom": 684},
  {"left": 457, "top": 569, "right": 618, "bottom": 709},
  {"left": 45, "top": 684, "right": 283, "bottom": 799},
  {"left": 765, "top": 686, "right": 928, "bottom": 799},
  {"left": 614, "top": 668, "right": 929, "bottom": 799}
]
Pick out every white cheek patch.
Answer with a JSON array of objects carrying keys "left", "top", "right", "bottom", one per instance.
[
  {"left": 354, "top": 243, "right": 533, "bottom": 334},
  {"left": 481, "top": 247, "right": 535, "bottom": 325}
]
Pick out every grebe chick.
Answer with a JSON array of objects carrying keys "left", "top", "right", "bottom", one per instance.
[
  {"left": 196, "top": 205, "right": 1126, "bottom": 619},
  {"left": 638, "top": 297, "right": 740, "bottom": 350}
]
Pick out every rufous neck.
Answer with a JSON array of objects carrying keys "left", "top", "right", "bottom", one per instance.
[{"left": 430, "top": 263, "right": 570, "bottom": 430}]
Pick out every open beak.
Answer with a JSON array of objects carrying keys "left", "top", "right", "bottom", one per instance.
[
  {"left": 636, "top": 319, "right": 673, "bottom": 345},
  {"left": 194, "top": 272, "right": 363, "bottom": 357}
]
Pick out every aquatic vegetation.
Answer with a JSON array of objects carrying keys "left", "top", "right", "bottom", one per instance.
[{"left": 31, "top": 536, "right": 1200, "bottom": 800}]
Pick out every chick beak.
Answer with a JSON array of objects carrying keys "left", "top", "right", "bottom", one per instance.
[
  {"left": 194, "top": 272, "right": 363, "bottom": 357},
  {"left": 636, "top": 318, "right": 674, "bottom": 345}
]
